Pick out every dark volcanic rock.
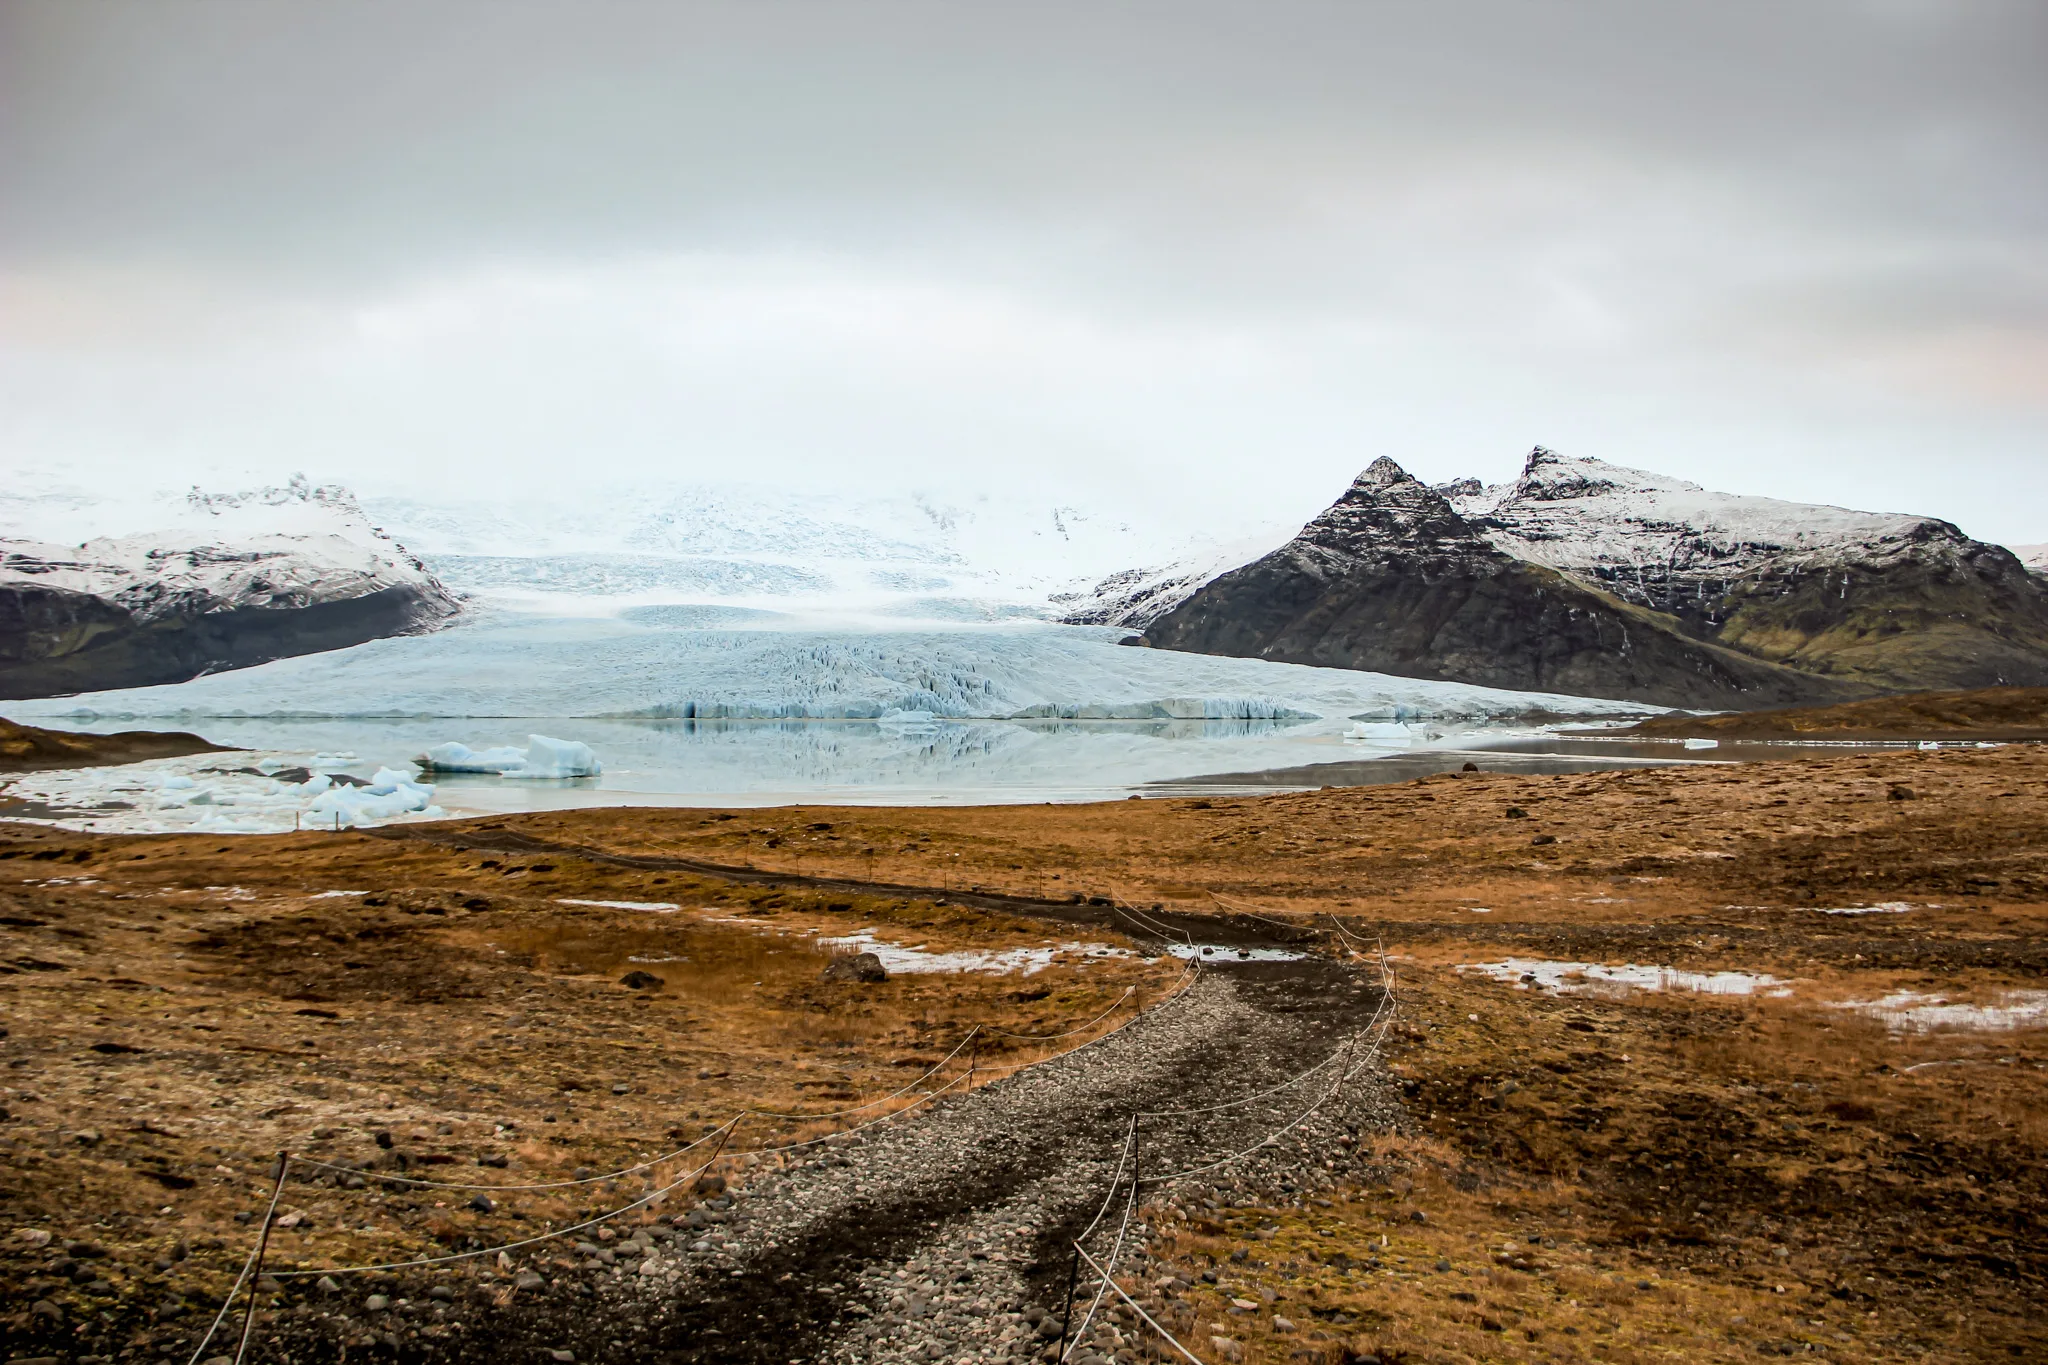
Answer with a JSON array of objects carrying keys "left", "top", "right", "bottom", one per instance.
[
  {"left": 0, "top": 717, "right": 227, "bottom": 772},
  {"left": 820, "top": 951, "right": 889, "bottom": 983},
  {"left": 0, "top": 577, "right": 456, "bottom": 700},
  {"left": 1141, "top": 458, "right": 1864, "bottom": 709}
]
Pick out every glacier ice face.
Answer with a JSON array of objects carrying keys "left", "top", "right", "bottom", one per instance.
[{"left": 3, "top": 614, "right": 1663, "bottom": 724}]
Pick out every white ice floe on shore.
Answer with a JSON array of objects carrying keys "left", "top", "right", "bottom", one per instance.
[
  {"left": 417, "top": 734, "right": 602, "bottom": 778},
  {"left": 1459, "top": 958, "right": 1792, "bottom": 998},
  {"left": 0, "top": 754, "right": 444, "bottom": 835}
]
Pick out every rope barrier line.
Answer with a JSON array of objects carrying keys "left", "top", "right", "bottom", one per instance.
[
  {"left": 1074, "top": 1117, "right": 1138, "bottom": 1249},
  {"left": 1053, "top": 911, "right": 1402, "bottom": 1365},
  {"left": 1070, "top": 1242, "right": 1209, "bottom": 1365},
  {"left": 233, "top": 1151, "right": 291, "bottom": 1365},
  {"left": 1063, "top": 1166, "right": 1139, "bottom": 1361},
  {"left": 982, "top": 986, "right": 1135, "bottom": 1040},
  {"left": 1204, "top": 891, "right": 1302, "bottom": 932},
  {"left": 185, "top": 1148, "right": 290, "bottom": 1365},
  {"left": 744, "top": 1028, "right": 982, "bottom": 1120},
  {"left": 260, "top": 969, "right": 1176, "bottom": 1283},
  {"left": 205, "top": 886, "right": 1385, "bottom": 1364},
  {"left": 271, "top": 1118, "right": 741, "bottom": 1279},
  {"left": 288, "top": 977, "right": 1149, "bottom": 1196}
]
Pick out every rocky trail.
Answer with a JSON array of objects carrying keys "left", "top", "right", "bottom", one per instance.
[{"left": 262, "top": 939, "right": 1391, "bottom": 1365}]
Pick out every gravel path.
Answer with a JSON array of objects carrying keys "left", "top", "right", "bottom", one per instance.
[{"left": 518, "top": 952, "right": 1399, "bottom": 1365}]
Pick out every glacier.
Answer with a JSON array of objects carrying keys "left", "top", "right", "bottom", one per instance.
[{"left": 4, "top": 611, "right": 1657, "bottom": 726}]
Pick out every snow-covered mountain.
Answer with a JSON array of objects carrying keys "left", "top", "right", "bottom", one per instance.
[
  {"left": 2016, "top": 544, "right": 2048, "bottom": 576},
  {"left": 1440, "top": 449, "right": 1993, "bottom": 629},
  {"left": 1130, "top": 447, "right": 2048, "bottom": 704},
  {"left": 0, "top": 477, "right": 458, "bottom": 699}
]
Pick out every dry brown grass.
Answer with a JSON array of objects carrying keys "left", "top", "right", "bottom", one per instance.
[{"left": 0, "top": 824, "right": 1176, "bottom": 1346}]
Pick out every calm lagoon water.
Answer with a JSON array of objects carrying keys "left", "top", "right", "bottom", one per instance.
[{"left": 15, "top": 712, "right": 1915, "bottom": 816}]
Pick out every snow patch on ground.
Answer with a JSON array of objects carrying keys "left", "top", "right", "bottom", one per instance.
[
  {"left": 819, "top": 931, "right": 1133, "bottom": 976},
  {"left": 1831, "top": 990, "right": 2048, "bottom": 1032},
  {"left": 1459, "top": 958, "right": 1793, "bottom": 998},
  {"left": 1168, "top": 943, "right": 1309, "bottom": 963},
  {"left": 557, "top": 899, "right": 682, "bottom": 913}
]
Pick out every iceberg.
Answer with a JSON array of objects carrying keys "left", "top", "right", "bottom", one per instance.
[
  {"left": 416, "top": 741, "right": 532, "bottom": 774},
  {"left": 415, "top": 734, "right": 602, "bottom": 779},
  {"left": 512, "top": 734, "right": 602, "bottom": 778}
]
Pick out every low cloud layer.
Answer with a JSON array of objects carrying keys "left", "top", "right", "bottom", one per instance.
[{"left": 3, "top": 1, "right": 2043, "bottom": 543}]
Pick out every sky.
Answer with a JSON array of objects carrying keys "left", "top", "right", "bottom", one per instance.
[{"left": 2, "top": 0, "right": 2044, "bottom": 549}]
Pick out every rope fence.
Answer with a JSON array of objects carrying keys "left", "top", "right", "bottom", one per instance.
[
  {"left": 1047, "top": 906, "right": 1402, "bottom": 1365},
  {"left": 186, "top": 890, "right": 1393, "bottom": 1365}
]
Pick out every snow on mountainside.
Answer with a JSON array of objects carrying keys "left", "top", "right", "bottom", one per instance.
[
  {"left": 1137, "top": 446, "right": 2048, "bottom": 701},
  {"left": 1438, "top": 448, "right": 1952, "bottom": 624},
  {"left": 2016, "top": 544, "right": 2048, "bottom": 575},
  {"left": 0, "top": 476, "right": 459, "bottom": 699},
  {"left": 3, "top": 479, "right": 449, "bottom": 619},
  {"left": 1053, "top": 529, "right": 1298, "bottom": 629}
]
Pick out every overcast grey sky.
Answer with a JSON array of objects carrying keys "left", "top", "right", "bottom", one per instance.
[{"left": 2, "top": 0, "right": 2043, "bottom": 545}]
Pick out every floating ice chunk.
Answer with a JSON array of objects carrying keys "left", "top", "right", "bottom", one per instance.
[
  {"left": 310, "top": 751, "right": 358, "bottom": 767},
  {"left": 1683, "top": 737, "right": 1719, "bottom": 750},
  {"left": 307, "top": 770, "right": 437, "bottom": 826},
  {"left": 415, "top": 735, "right": 600, "bottom": 779},
  {"left": 1342, "top": 721, "right": 1418, "bottom": 743},
  {"left": 509, "top": 734, "right": 602, "bottom": 779},
  {"left": 416, "top": 741, "right": 531, "bottom": 773}
]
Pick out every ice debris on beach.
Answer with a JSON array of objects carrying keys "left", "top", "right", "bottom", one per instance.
[
  {"left": 416, "top": 734, "right": 602, "bottom": 778},
  {"left": 0, "top": 757, "right": 444, "bottom": 835}
]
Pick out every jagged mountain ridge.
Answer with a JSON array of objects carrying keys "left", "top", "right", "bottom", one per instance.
[
  {"left": 1137, "top": 459, "right": 1861, "bottom": 709},
  {"left": 0, "top": 477, "right": 460, "bottom": 699},
  {"left": 1134, "top": 450, "right": 2048, "bottom": 708}
]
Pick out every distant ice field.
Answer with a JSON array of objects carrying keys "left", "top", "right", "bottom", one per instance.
[{"left": 2, "top": 615, "right": 1664, "bottom": 822}]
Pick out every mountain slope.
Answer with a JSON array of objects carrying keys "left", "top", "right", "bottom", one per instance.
[
  {"left": 0, "top": 478, "right": 459, "bottom": 699},
  {"left": 1139, "top": 459, "right": 1865, "bottom": 709},
  {"left": 1445, "top": 449, "right": 2048, "bottom": 693}
]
